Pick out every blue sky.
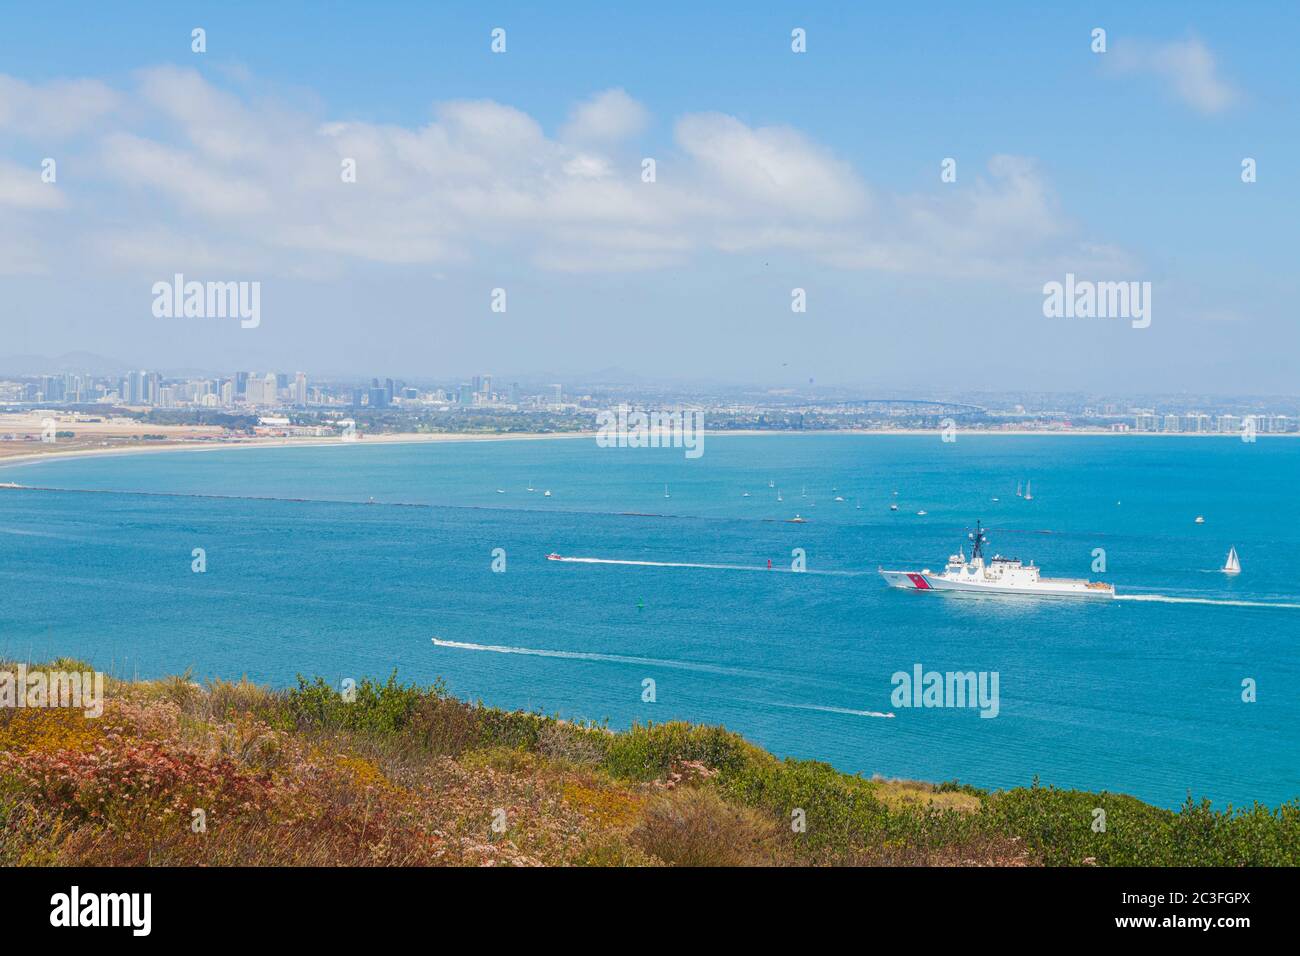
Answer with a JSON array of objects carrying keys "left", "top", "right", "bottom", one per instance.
[{"left": 1, "top": 1, "right": 1296, "bottom": 392}]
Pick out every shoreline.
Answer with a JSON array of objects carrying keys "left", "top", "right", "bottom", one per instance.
[{"left": 0, "top": 426, "right": 1294, "bottom": 473}]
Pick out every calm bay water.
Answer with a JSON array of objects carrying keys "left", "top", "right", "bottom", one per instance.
[{"left": 1, "top": 434, "right": 1296, "bottom": 809}]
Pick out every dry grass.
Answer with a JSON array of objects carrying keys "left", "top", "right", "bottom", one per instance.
[{"left": 630, "top": 786, "right": 784, "bottom": 866}]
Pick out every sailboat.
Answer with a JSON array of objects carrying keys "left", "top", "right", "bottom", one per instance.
[
  {"left": 664, "top": 484, "right": 670, "bottom": 499},
  {"left": 777, "top": 490, "right": 783, "bottom": 502},
  {"left": 1024, "top": 480, "right": 1033, "bottom": 501},
  {"left": 1222, "top": 547, "right": 1241, "bottom": 574},
  {"left": 1016, "top": 482, "right": 1023, "bottom": 497},
  {"left": 527, "top": 479, "right": 535, "bottom": 492}
]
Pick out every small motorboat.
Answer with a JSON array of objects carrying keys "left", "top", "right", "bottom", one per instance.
[
  {"left": 790, "top": 514, "right": 807, "bottom": 523},
  {"left": 1195, "top": 515, "right": 1205, "bottom": 524},
  {"left": 916, "top": 510, "right": 928, "bottom": 516},
  {"left": 546, "top": 553, "right": 562, "bottom": 561},
  {"left": 543, "top": 490, "right": 552, "bottom": 497},
  {"left": 890, "top": 503, "right": 899, "bottom": 511}
]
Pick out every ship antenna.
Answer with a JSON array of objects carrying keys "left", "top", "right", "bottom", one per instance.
[{"left": 971, "top": 520, "right": 985, "bottom": 560}]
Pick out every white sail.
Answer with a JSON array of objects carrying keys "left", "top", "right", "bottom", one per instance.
[
  {"left": 1222, "top": 547, "right": 1240, "bottom": 574},
  {"left": 1024, "top": 480, "right": 1033, "bottom": 500}
]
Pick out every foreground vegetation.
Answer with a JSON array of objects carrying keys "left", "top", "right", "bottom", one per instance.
[{"left": 1, "top": 661, "right": 1296, "bottom": 866}]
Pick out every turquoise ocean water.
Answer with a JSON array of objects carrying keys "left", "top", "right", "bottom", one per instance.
[{"left": 0, "top": 434, "right": 1295, "bottom": 810}]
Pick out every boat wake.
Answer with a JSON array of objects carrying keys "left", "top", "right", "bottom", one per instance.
[
  {"left": 431, "top": 637, "right": 766, "bottom": 677},
  {"left": 548, "top": 556, "right": 869, "bottom": 576},
  {"left": 769, "top": 701, "right": 895, "bottom": 719},
  {"left": 1115, "top": 594, "right": 1300, "bottom": 610},
  {"left": 431, "top": 638, "right": 894, "bottom": 720}
]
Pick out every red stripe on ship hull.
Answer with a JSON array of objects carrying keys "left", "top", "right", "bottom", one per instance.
[{"left": 906, "top": 573, "right": 931, "bottom": 590}]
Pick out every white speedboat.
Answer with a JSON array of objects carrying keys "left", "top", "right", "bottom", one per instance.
[{"left": 881, "top": 521, "right": 1114, "bottom": 599}]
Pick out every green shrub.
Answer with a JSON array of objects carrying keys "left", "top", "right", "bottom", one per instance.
[
  {"left": 721, "top": 756, "right": 887, "bottom": 851},
  {"left": 602, "top": 721, "right": 756, "bottom": 781},
  {"left": 286, "top": 672, "right": 445, "bottom": 736}
]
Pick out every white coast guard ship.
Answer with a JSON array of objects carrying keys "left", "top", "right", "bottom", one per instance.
[{"left": 880, "top": 521, "right": 1114, "bottom": 599}]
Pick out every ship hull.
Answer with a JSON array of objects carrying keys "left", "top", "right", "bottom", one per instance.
[{"left": 879, "top": 569, "right": 1114, "bottom": 599}]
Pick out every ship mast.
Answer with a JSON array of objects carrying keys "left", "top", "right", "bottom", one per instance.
[{"left": 969, "top": 520, "right": 987, "bottom": 560}]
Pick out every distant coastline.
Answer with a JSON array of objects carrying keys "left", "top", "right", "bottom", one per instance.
[{"left": 1, "top": 426, "right": 1296, "bottom": 473}]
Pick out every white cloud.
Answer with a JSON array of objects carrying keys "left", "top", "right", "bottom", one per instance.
[
  {"left": 0, "top": 75, "right": 119, "bottom": 138},
  {"left": 1110, "top": 37, "right": 1238, "bottom": 114},
  {"left": 0, "top": 159, "right": 65, "bottom": 210},
  {"left": 561, "top": 88, "right": 648, "bottom": 143},
  {"left": 675, "top": 113, "right": 869, "bottom": 222},
  {"left": 2, "top": 67, "right": 1129, "bottom": 281}
]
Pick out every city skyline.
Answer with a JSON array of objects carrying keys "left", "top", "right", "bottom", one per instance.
[
  {"left": 4, "top": 357, "right": 1297, "bottom": 436},
  {"left": 2, "top": 2, "right": 1297, "bottom": 391}
]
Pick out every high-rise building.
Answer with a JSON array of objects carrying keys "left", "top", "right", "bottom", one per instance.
[
  {"left": 294, "top": 372, "right": 308, "bottom": 407},
  {"left": 550, "top": 384, "right": 562, "bottom": 406}
]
